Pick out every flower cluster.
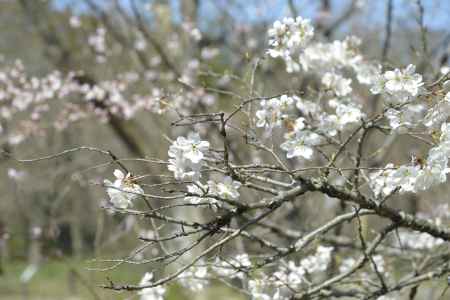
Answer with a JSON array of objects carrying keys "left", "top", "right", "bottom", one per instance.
[
  {"left": 318, "top": 98, "right": 365, "bottom": 136},
  {"left": 0, "top": 50, "right": 218, "bottom": 146},
  {"left": 214, "top": 176, "right": 242, "bottom": 200},
  {"left": 138, "top": 273, "right": 166, "bottom": 300},
  {"left": 280, "top": 117, "right": 322, "bottom": 160},
  {"left": 262, "top": 18, "right": 373, "bottom": 162},
  {"left": 424, "top": 91, "right": 450, "bottom": 129},
  {"left": 255, "top": 95, "right": 294, "bottom": 130},
  {"left": 168, "top": 132, "right": 210, "bottom": 180},
  {"left": 69, "top": 15, "right": 81, "bottom": 28},
  {"left": 281, "top": 130, "right": 321, "bottom": 160},
  {"left": 212, "top": 254, "right": 251, "bottom": 279},
  {"left": 267, "top": 17, "right": 314, "bottom": 60},
  {"left": 339, "top": 257, "right": 357, "bottom": 273},
  {"left": 104, "top": 169, "right": 144, "bottom": 209},
  {"left": 88, "top": 27, "right": 108, "bottom": 63},
  {"left": 24, "top": 10, "right": 450, "bottom": 300},
  {"left": 322, "top": 72, "right": 352, "bottom": 97},
  {"left": 385, "top": 104, "right": 426, "bottom": 132},
  {"left": 370, "top": 123, "right": 450, "bottom": 196},
  {"left": 7, "top": 168, "right": 27, "bottom": 181},
  {"left": 299, "top": 36, "right": 363, "bottom": 73},
  {"left": 177, "top": 263, "right": 209, "bottom": 292},
  {"left": 247, "top": 246, "right": 334, "bottom": 300},
  {"left": 397, "top": 230, "right": 444, "bottom": 250},
  {"left": 185, "top": 176, "right": 241, "bottom": 205},
  {"left": 256, "top": 95, "right": 365, "bottom": 161},
  {"left": 370, "top": 64, "right": 424, "bottom": 104}
]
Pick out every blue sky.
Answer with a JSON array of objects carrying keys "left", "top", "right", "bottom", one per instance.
[{"left": 54, "top": 0, "right": 450, "bottom": 31}]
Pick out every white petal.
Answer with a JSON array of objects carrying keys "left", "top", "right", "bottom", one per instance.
[{"left": 113, "top": 169, "right": 124, "bottom": 180}]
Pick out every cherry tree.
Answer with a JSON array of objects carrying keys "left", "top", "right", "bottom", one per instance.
[{"left": 3, "top": 1, "right": 450, "bottom": 299}]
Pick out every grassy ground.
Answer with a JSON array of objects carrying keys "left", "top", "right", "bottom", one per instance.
[{"left": 0, "top": 259, "right": 245, "bottom": 300}]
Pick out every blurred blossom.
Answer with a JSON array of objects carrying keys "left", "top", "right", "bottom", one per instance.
[
  {"left": 182, "top": 22, "right": 202, "bottom": 41},
  {"left": 7, "top": 168, "right": 27, "bottom": 181},
  {"left": 267, "top": 17, "right": 314, "bottom": 60},
  {"left": 178, "top": 262, "right": 209, "bottom": 292},
  {"left": 88, "top": 27, "right": 107, "bottom": 54},
  {"left": 138, "top": 273, "right": 166, "bottom": 300},
  {"left": 201, "top": 47, "right": 220, "bottom": 60},
  {"left": 134, "top": 32, "right": 147, "bottom": 51},
  {"left": 104, "top": 169, "right": 144, "bottom": 209},
  {"left": 31, "top": 226, "right": 42, "bottom": 238},
  {"left": 339, "top": 257, "right": 356, "bottom": 273},
  {"left": 139, "top": 230, "right": 155, "bottom": 241},
  {"left": 397, "top": 230, "right": 445, "bottom": 249},
  {"left": 247, "top": 38, "right": 258, "bottom": 49},
  {"left": 69, "top": 15, "right": 81, "bottom": 28},
  {"left": 20, "top": 264, "right": 38, "bottom": 283},
  {"left": 217, "top": 74, "right": 231, "bottom": 87},
  {"left": 150, "top": 56, "right": 161, "bottom": 67},
  {"left": 168, "top": 132, "right": 209, "bottom": 180}
]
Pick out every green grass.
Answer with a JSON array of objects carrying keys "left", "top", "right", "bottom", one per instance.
[{"left": 0, "top": 259, "right": 246, "bottom": 300}]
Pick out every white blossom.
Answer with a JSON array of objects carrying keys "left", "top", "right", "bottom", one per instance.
[
  {"left": 322, "top": 72, "right": 352, "bottom": 97},
  {"left": 248, "top": 277, "right": 273, "bottom": 300},
  {"left": 414, "top": 149, "right": 449, "bottom": 191},
  {"left": 424, "top": 92, "right": 450, "bottom": 129},
  {"left": 384, "top": 64, "right": 423, "bottom": 96},
  {"left": 267, "top": 17, "right": 314, "bottom": 59},
  {"left": 216, "top": 176, "right": 241, "bottom": 200},
  {"left": 339, "top": 257, "right": 356, "bottom": 273},
  {"left": 7, "top": 168, "right": 27, "bottom": 181},
  {"left": 298, "top": 37, "right": 361, "bottom": 72},
  {"left": 371, "top": 255, "right": 385, "bottom": 273},
  {"left": 300, "top": 246, "right": 333, "bottom": 273},
  {"left": 371, "top": 64, "right": 423, "bottom": 103},
  {"left": 177, "top": 132, "right": 210, "bottom": 163},
  {"left": 213, "top": 254, "right": 251, "bottom": 279},
  {"left": 295, "top": 97, "right": 321, "bottom": 117},
  {"left": 138, "top": 273, "right": 166, "bottom": 300},
  {"left": 369, "top": 164, "right": 397, "bottom": 197},
  {"left": 385, "top": 104, "right": 426, "bottom": 132},
  {"left": 354, "top": 62, "right": 382, "bottom": 85},
  {"left": 134, "top": 33, "right": 147, "bottom": 51},
  {"left": 273, "top": 261, "right": 305, "bottom": 288},
  {"left": 104, "top": 169, "right": 144, "bottom": 209},
  {"left": 255, "top": 96, "right": 294, "bottom": 129},
  {"left": 320, "top": 101, "right": 365, "bottom": 135},
  {"left": 389, "top": 165, "right": 421, "bottom": 193},
  {"left": 369, "top": 126, "right": 450, "bottom": 195},
  {"left": 88, "top": 27, "right": 107, "bottom": 54},
  {"left": 69, "top": 16, "right": 81, "bottom": 28},
  {"left": 281, "top": 128, "right": 321, "bottom": 160},
  {"left": 168, "top": 132, "right": 209, "bottom": 180},
  {"left": 397, "top": 230, "right": 444, "bottom": 250},
  {"left": 178, "top": 263, "right": 209, "bottom": 292},
  {"left": 185, "top": 181, "right": 219, "bottom": 207}
]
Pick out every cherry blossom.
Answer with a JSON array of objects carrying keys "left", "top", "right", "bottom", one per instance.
[
  {"left": 168, "top": 132, "right": 209, "bottom": 180},
  {"left": 371, "top": 64, "right": 424, "bottom": 103},
  {"left": 138, "top": 273, "right": 166, "bottom": 300},
  {"left": 280, "top": 128, "right": 321, "bottom": 159},
  {"left": 267, "top": 17, "right": 314, "bottom": 59},
  {"left": 7, "top": 8, "right": 450, "bottom": 300},
  {"left": 178, "top": 263, "right": 209, "bottom": 292},
  {"left": 216, "top": 176, "right": 242, "bottom": 200},
  {"left": 104, "top": 169, "right": 144, "bottom": 209},
  {"left": 322, "top": 72, "right": 352, "bottom": 97},
  {"left": 384, "top": 64, "right": 423, "bottom": 96},
  {"left": 255, "top": 95, "right": 294, "bottom": 129}
]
